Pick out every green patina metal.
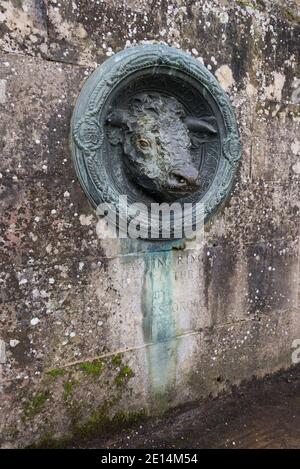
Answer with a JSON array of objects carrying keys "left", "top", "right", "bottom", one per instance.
[
  {"left": 106, "top": 92, "right": 217, "bottom": 202},
  {"left": 70, "top": 44, "right": 241, "bottom": 239}
]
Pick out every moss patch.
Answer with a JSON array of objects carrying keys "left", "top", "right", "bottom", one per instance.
[
  {"left": 28, "top": 407, "right": 147, "bottom": 448},
  {"left": 47, "top": 368, "right": 66, "bottom": 379},
  {"left": 23, "top": 390, "right": 51, "bottom": 418},
  {"left": 114, "top": 365, "right": 134, "bottom": 387},
  {"left": 24, "top": 355, "right": 135, "bottom": 446},
  {"left": 64, "top": 380, "right": 77, "bottom": 397},
  {"left": 111, "top": 353, "right": 122, "bottom": 367},
  {"left": 79, "top": 359, "right": 104, "bottom": 377},
  {"left": 72, "top": 407, "right": 145, "bottom": 440}
]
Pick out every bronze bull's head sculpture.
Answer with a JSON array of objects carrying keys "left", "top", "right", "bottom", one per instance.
[{"left": 106, "top": 93, "right": 217, "bottom": 201}]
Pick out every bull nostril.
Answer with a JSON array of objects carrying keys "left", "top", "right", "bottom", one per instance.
[{"left": 171, "top": 169, "right": 199, "bottom": 186}]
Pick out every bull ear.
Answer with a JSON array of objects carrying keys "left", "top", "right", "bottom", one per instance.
[
  {"left": 106, "top": 109, "right": 130, "bottom": 127},
  {"left": 185, "top": 116, "right": 217, "bottom": 134},
  {"left": 106, "top": 109, "right": 132, "bottom": 145}
]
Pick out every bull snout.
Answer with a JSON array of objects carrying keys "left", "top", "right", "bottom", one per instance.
[{"left": 170, "top": 165, "right": 200, "bottom": 189}]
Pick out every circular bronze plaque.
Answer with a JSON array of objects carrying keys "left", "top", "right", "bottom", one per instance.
[{"left": 71, "top": 44, "right": 241, "bottom": 238}]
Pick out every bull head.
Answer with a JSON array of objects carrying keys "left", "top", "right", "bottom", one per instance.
[{"left": 106, "top": 93, "right": 217, "bottom": 201}]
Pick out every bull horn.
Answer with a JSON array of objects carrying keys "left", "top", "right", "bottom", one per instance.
[
  {"left": 185, "top": 116, "right": 217, "bottom": 134},
  {"left": 106, "top": 109, "right": 130, "bottom": 127}
]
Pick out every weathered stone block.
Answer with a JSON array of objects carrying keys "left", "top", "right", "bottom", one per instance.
[{"left": 0, "top": 53, "right": 88, "bottom": 178}]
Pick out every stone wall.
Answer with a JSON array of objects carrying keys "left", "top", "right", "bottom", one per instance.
[{"left": 0, "top": 0, "right": 299, "bottom": 447}]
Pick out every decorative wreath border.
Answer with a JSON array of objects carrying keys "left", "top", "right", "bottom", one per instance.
[{"left": 70, "top": 44, "right": 241, "bottom": 232}]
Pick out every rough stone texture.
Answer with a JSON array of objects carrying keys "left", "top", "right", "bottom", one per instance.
[{"left": 0, "top": 0, "right": 299, "bottom": 448}]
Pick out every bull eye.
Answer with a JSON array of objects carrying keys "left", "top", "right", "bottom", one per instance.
[{"left": 138, "top": 138, "right": 150, "bottom": 149}]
